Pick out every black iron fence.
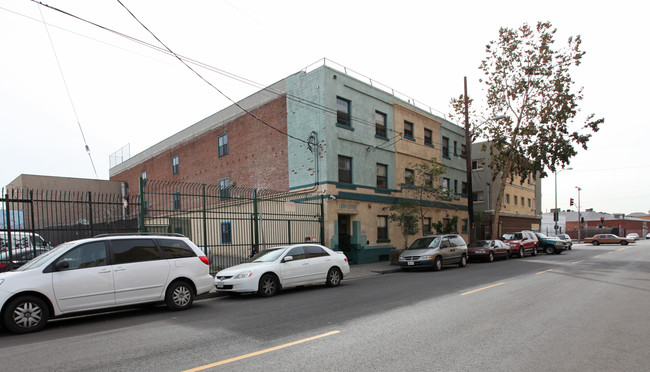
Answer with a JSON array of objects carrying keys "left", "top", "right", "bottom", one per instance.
[
  {"left": 1, "top": 181, "right": 324, "bottom": 274},
  {"left": 1, "top": 188, "right": 139, "bottom": 270}
]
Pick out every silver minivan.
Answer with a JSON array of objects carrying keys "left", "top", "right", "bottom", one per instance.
[{"left": 398, "top": 234, "right": 468, "bottom": 271}]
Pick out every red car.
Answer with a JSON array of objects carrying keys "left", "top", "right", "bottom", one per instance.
[
  {"left": 467, "top": 240, "right": 510, "bottom": 262},
  {"left": 500, "top": 231, "right": 539, "bottom": 258}
]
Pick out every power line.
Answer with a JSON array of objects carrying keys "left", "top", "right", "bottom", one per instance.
[{"left": 37, "top": 4, "right": 98, "bottom": 178}]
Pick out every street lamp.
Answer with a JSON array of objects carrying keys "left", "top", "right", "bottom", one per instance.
[
  {"left": 575, "top": 186, "right": 582, "bottom": 242},
  {"left": 553, "top": 167, "right": 573, "bottom": 235}
]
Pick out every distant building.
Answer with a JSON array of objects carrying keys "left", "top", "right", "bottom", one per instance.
[
  {"left": 470, "top": 141, "right": 542, "bottom": 238},
  {"left": 109, "top": 61, "right": 469, "bottom": 263}
]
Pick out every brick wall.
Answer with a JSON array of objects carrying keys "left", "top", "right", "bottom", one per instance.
[{"left": 110, "top": 96, "right": 289, "bottom": 195}]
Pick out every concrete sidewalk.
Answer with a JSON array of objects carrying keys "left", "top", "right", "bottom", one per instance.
[{"left": 345, "top": 260, "right": 401, "bottom": 280}]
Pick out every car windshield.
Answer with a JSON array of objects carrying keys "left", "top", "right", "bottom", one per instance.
[
  {"left": 247, "top": 247, "right": 286, "bottom": 263},
  {"left": 407, "top": 237, "right": 440, "bottom": 250},
  {"left": 501, "top": 233, "right": 522, "bottom": 240},
  {"left": 16, "top": 242, "right": 72, "bottom": 271},
  {"left": 468, "top": 240, "right": 490, "bottom": 247}
]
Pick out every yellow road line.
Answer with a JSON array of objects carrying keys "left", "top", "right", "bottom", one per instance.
[
  {"left": 183, "top": 331, "right": 341, "bottom": 372},
  {"left": 536, "top": 269, "right": 553, "bottom": 275},
  {"left": 461, "top": 282, "right": 506, "bottom": 296},
  {"left": 572, "top": 260, "right": 584, "bottom": 264},
  {"left": 594, "top": 255, "right": 601, "bottom": 258}
]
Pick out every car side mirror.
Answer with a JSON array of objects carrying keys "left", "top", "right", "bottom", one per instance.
[
  {"left": 55, "top": 260, "right": 69, "bottom": 271},
  {"left": 283, "top": 255, "right": 294, "bottom": 263}
]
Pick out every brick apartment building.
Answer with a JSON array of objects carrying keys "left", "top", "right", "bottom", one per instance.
[{"left": 110, "top": 61, "right": 469, "bottom": 263}]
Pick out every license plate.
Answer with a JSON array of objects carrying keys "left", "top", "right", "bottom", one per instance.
[
  {"left": 408, "top": 261, "right": 414, "bottom": 266},
  {"left": 217, "top": 283, "right": 224, "bottom": 288}
]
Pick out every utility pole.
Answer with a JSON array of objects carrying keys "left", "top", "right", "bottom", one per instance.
[
  {"left": 576, "top": 186, "right": 582, "bottom": 242},
  {"left": 463, "top": 77, "right": 474, "bottom": 243}
]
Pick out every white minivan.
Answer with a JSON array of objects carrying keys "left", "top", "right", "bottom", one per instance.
[{"left": 0, "top": 233, "right": 213, "bottom": 334}]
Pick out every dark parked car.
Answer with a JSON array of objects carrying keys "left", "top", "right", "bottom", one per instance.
[
  {"left": 535, "top": 233, "right": 569, "bottom": 255},
  {"left": 501, "top": 231, "right": 539, "bottom": 258},
  {"left": 554, "top": 234, "right": 573, "bottom": 250},
  {"left": 467, "top": 240, "right": 510, "bottom": 262}
]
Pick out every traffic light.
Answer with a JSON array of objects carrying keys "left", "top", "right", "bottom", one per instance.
[{"left": 570, "top": 198, "right": 574, "bottom": 206}]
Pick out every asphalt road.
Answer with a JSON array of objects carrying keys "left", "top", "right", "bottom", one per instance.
[{"left": 1, "top": 241, "right": 649, "bottom": 371}]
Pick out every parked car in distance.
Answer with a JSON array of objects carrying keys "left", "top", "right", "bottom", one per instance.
[
  {"left": 467, "top": 240, "right": 510, "bottom": 262},
  {"left": 626, "top": 233, "right": 639, "bottom": 241},
  {"left": 584, "top": 234, "right": 635, "bottom": 246},
  {"left": 399, "top": 234, "right": 468, "bottom": 271},
  {"left": 0, "top": 233, "right": 213, "bottom": 334},
  {"left": 214, "top": 244, "right": 350, "bottom": 297},
  {"left": 500, "top": 231, "right": 539, "bottom": 258},
  {"left": 554, "top": 234, "right": 573, "bottom": 250},
  {"left": 0, "top": 231, "right": 51, "bottom": 251},
  {"left": 535, "top": 233, "right": 568, "bottom": 255},
  {"left": 0, "top": 248, "right": 51, "bottom": 272},
  {"left": 647, "top": 233, "right": 650, "bottom": 240}
]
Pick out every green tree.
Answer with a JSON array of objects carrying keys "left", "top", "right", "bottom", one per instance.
[
  {"left": 451, "top": 21, "right": 603, "bottom": 237},
  {"left": 389, "top": 200, "right": 420, "bottom": 249},
  {"left": 406, "top": 158, "right": 453, "bottom": 233},
  {"left": 432, "top": 215, "right": 459, "bottom": 234}
]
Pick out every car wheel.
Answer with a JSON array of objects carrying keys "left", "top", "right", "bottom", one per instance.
[
  {"left": 518, "top": 247, "right": 525, "bottom": 258},
  {"left": 621, "top": 241, "right": 628, "bottom": 245},
  {"left": 326, "top": 267, "right": 343, "bottom": 287},
  {"left": 165, "top": 280, "right": 195, "bottom": 311},
  {"left": 433, "top": 256, "right": 442, "bottom": 271},
  {"left": 593, "top": 241, "right": 600, "bottom": 246},
  {"left": 545, "top": 245, "right": 554, "bottom": 255},
  {"left": 2, "top": 295, "right": 49, "bottom": 334},
  {"left": 258, "top": 274, "right": 279, "bottom": 297},
  {"left": 487, "top": 251, "right": 494, "bottom": 263},
  {"left": 459, "top": 254, "right": 467, "bottom": 268}
]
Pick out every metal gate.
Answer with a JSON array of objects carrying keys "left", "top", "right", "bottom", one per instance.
[{"left": 139, "top": 179, "right": 324, "bottom": 273}]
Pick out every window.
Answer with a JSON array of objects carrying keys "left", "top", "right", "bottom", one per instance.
[
  {"left": 338, "top": 156, "right": 352, "bottom": 184},
  {"left": 221, "top": 222, "right": 232, "bottom": 244},
  {"left": 442, "top": 137, "right": 450, "bottom": 158},
  {"left": 305, "top": 245, "right": 329, "bottom": 258},
  {"left": 375, "top": 111, "right": 387, "bottom": 138},
  {"left": 461, "top": 219, "right": 468, "bottom": 234},
  {"left": 514, "top": 196, "right": 518, "bottom": 205},
  {"left": 218, "top": 133, "right": 229, "bottom": 157},
  {"left": 405, "top": 169, "right": 414, "bottom": 185},
  {"left": 376, "top": 164, "right": 387, "bottom": 189},
  {"left": 219, "top": 177, "right": 230, "bottom": 199},
  {"left": 528, "top": 198, "right": 532, "bottom": 208},
  {"left": 404, "top": 121, "right": 414, "bottom": 139},
  {"left": 506, "top": 194, "right": 510, "bottom": 204},
  {"left": 454, "top": 180, "right": 458, "bottom": 195},
  {"left": 56, "top": 242, "right": 107, "bottom": 270},
  {"left": 473, "top": 191, "right": 484, "bottom": 202},
  {"left": 453, "top": 141, "right": 458, "bottom": 156},
  {"left": 424, "top": 128, "right": 433, "bottom": 146},
  {"left": 171, "top": 155, "right": 179, "bottom": 175},
  {"left": 286, "top": 246, "right": 306, "bottom": 260},
  {"left": 461, "top": 144, "right": 467, "bottom": 157},
  {"left": 423, "top": 218, "right": 432, "bottom": 235},
  {"left": 442, "top": 177, "right": 450, "bottom": 191},
  {"left": 377, "top": 216, "right": 388, "bottom": 241},
  {"left": 472, "top": 159, "right": 485, "bottom": 170},
  {"left": 111, "top": 239, "right": 161, "bottom": 264},
  {"left": 461, "top": 182, "right": 468, "bottom": 196},
  {"left": 173, "top": 191, "right": 181, "bottom": 210},
  {"left": 157, "top": 239, "right": 196, "bottom": 259},
  {"left": 336, "top": 97, "right": 351, "bottom": 127}
]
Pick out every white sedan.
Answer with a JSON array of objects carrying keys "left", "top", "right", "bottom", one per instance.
[{"left": 214, "top": 244, "right": 350, "bottom": 297}]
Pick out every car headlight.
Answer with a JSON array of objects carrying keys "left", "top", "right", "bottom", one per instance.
[
  {"left": 0, "top": 279, "right": 4, "bottom": 285},
  {"left": 233, "top": 271, "right": 254, "bottom": 280},
  {"left": 420, "top": 255, "right": 434, "bottom": 260}
]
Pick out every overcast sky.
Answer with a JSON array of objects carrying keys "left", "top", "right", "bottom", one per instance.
[{"left": 1, "top": 0, "right": 648, "bottom": 215}]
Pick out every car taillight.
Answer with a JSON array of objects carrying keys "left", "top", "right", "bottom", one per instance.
[
  {"left": 344, "top": 257, "right": 348, "bottom": 262},
  {"left": 0, "top": 264, "right": 6, "bottom": 269},
  {"left": 199, "top": 256, "right": 210, "bottom": 265}
]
